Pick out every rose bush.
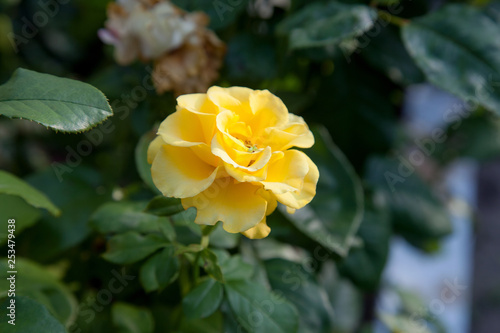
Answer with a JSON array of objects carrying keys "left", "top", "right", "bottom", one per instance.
[{"left": 147, "top": 86, "right": 319, "bottom": 239}]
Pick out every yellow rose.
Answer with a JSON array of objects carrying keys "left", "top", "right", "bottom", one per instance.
[{"left": 147, "top": 86, "right": 319, "bottom": 239}]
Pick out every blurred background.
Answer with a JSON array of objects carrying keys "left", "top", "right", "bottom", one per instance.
[{"left": 1, "top": 0, "right": 500, "bottom": 332}]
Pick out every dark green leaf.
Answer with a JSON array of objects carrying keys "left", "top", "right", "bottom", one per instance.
[
  {"left": 277, "top": 1, "right": 376, "bottom": 50},
  {"left": 144, "top": 196, "right": 184, "bottom": 217},
  {"left": 103, "top": 232, "right": 167, "bottom": 264},
  {"left": 264, "top": 259, "right": 334, "bottom": 333},
  {"left": 402, "top": 4, "right": 500, "bottom": 114},
  {"left": 362, "top": 25, "right": 424, "bottom": 86},
  {"left": 0, "top": 170, "right": 59, "bottom": 216},
  {"left": 183, "top": 278, "right": 223, "bottom": 319},
  {"left": 224, "top": 280, "right": 299, "bottom": 333},
  {"left": 178, "top": 312, "right": 224, "bottom": 333},
  {"left": 90, "top": 200, "right": 169, "bottom": 235},
  {"left": 171, "top": 0, "right": 249, "bottom": 30},
  {"left": 140, "top": 246, "right": 180, "bottom": 292},
  {"left": 0, "top": 258, "right": 77, "bottom": 326},
  {"left": 214, "top": 251, "right": 253, "bottom": 281},
  {"left": 21, "top": 167, "right": 111, "bottom": 261},
  {"left": 0, "top": 296, "right": 67, "bottom": 333},
  {"left": 435, "top": 111, "right": 500, "bottom": 162},
  {"left": 0, "top": 194, "right": 40, "bottom": 245},
  {"left": 365, "top": 156, "right": 452, "bottom": 248},
  {"left": 111, "top": 302, "right": 154, "bottom": 333},
  {"left": 0, "top": 68, "right": 113, "bottom": 132},
  {"left": 283, "top": 126, "right": 364, "bottom": 257},
  {"left": 338, "top": 190, "right": 391, "bottom": 290},
  {"left": 319, "top": 262, "right": 363, "bottom": 333}
]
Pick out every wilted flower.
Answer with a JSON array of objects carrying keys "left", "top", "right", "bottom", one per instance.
[
  {"left": 99, "top": 0, "right": 225, "bottom": 95},
  {"left": 147, "top": 86, "right": 319, "bottom": 239}
]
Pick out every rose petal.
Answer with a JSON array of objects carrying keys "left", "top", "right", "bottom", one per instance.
[
  {"left": 151, "top": 145, "right": 218, "bottom": 198},
  {"left": 273, "top": 152, "right": 319, "bottom": 209},
  {"left": 248, "top": 89, "right": 288, "bottom": 135},
  {"left": 182, "top": 178, "right": 267, "bottom": 233},
  {"left": 157, "top": 108, "right": 216, "bottom": 146},
  {"left": 260, "top": 149, "right": 309, "bottom": 194},
  {"left": 147, "top": 136, "right": 166, "bottom": 164},
  {"left": 242, "top": 218, "right": 271, "bottom": 239},
  {"left": 263, "top": 114, "right": 314, "bottom": 151}
]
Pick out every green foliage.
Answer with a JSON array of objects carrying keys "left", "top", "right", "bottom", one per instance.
[
  {"left": 264, "top": 259, "right": 335, "bottom": 333},
  {"left": 111, "top": 302, "right": 154, "bottom": 333},
  {"left": 182, "top": 278, "right": 224, "bottom": 319},
  {"left": 0, "top": 258, "right": 77, "bottom": 327},
  {"left": 0, "top": 296, "right": 67, "bottom": 333},
  {"left": 2, "top": 0, "right": 490, "bottom": 331},
  {"left": 224, "top": 280, "right": 299, "bottom": 333},
  {"left": 0, "top": 170, "right": 59, "bottom": 216},
  {"left": 366, "top": 156, "right": 452, "bottom": 249},
  {"left": 0, "top": 68, "right": 112, "bottom": 132},
  {"left": 0, "top": 194, "right": 40, "bottom": 245},
  {"left": 277, "top": 1, "right": 377, "bottom": 50},
  {"left": 102, "top": 232, "right": 167, "bottom": 264},
  {"left": 282, "top": 126, "right": 364, "bottom": 257},
  {"left": 402, "top": 4, "right": 500, "bottom": 114},
  {"left": 140, "top": 246, "right": 180, "bottom": 292},
  {"left": 337, "top": 190, "right": 391, "bottom": 290}
]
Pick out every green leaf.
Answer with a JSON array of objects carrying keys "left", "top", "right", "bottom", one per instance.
[
  {"left": 217, "top": 254, "right": 253, "bottom": 282},
  {"left": 338, "top": 190, "right": 391, "bottom": 290},
  {"left": 402, "top": 4, "right": 500, "bottom": 114},
  {"left": 171, "top": 0, "right": 249, "bottom": 30},
  {"left": 135, "top": 130, "right": 161, "bottom": 194},
  {"left": 209, "top": 222, "right": 240, "bottom": 249},
  {"left": 365, "top": 156, "right": 452, "bottom": 248},
  {"left": 0, "top": 258, "right": 78, "bottom": 326},
  {"left": 103, "top": 232, "right": 167, "bottom": 264},
  {"left": 277, "top": 1, "right": 376, "bottom": 50},
  {"left": 183, "top": 278, "right": 223, "bottom": 319},
  {"left": 144, "top": 196, "right": 185, "bottom": 217},
  {"left": 21, "top": 167, "right": 111, "bottom": 261},
  {"left": 0, "top": 68, "right": 113, "bottom": 132},
  {"left": 139, "top": 246, "right": 180, "bottom": 292},
  {"left": 435, "top": 111, "right": 500, "bottom": 162},
  {"left": 200, "top": 249, "right": 224, "bottom": 283},
  {"left": 0, "top": 296, "right": 67, "bottom": 333},
  {"left": 283, "top": 126, "right": 364, "bottom": 257},
  {"left": 224, "top": 280, "right": 299, "bottom": 333},
  {"left": 178, "top": 312, "right": 223, "bottom": 333},
  {"left": 0, "top": 170, "right": 59, "bottom": 216},
  {"left": 361, "top": 25, "right": 424, "bottom": 86},
  {"left": 264, "top": 259, "right": 334, "bottom": 333},
  {"left": 111, "top": 302, "right": 154, "bottom": 333},
  {"left": 0, "top": 194, "right": 41, "bottom": 245},
  {"left": 318, "top": 262, "right": 363, "bottom": 333},
  {"left": 90, "top": 200, "right": 169, "bottom": 235}
]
